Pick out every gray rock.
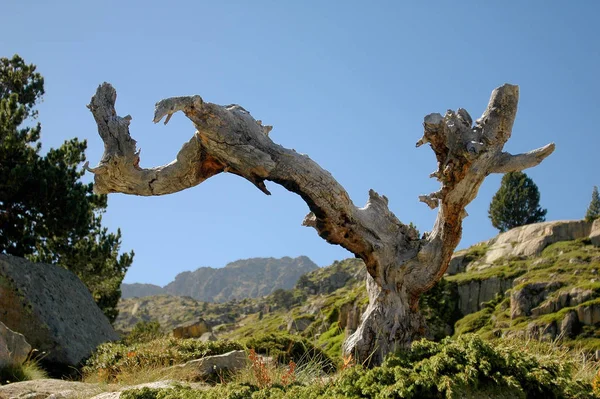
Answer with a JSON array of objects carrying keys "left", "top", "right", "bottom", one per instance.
[
  {"left": 287, "top": 316, "right": 314, "bottom": 333},
  {"left": 531, "top": 288, "right": 594, "bottom": 317},
  {"left": 569, "top": 288, "right": 594, "bottom": 306},
  {"left": 574, "top": 303, "right": 600, "bottom": 326},
  {"left": 171, "top": 350, "right": 247, "bottom": 377},
  {"left": 345, "top": 303, "right": 363, "bottom": 333},
  {"left": 199, "top": 332, "right": 218, "bottom": 342},
  {"left": 0, "top": 378, "right": 205, "bottom": 399},
  {"left": 0, "top": 320, "right": 31, "bottom": 367},
  {"left": 0, "top": 255, "right": 119, "bottom": 368},
  {"left": 526, "top": 321, "right": 557, "bottom": 341},
  {"left": 447, "top": 252, "right": 469, "bottom": 275},
  {"left": 457, "top": 277, "right": 512, "bottom": 315},
  {"left": 484, "top": 220, "right": 594, "bottom": 264},
  {"left": 560, "top": 310, "right": 579, "bottom": 338},
  {"left": 591, "top": 219, "right": 600, "bottom": 247},
  {"left": 0, "top": 379, "right": 101, "bottom": 399},
  {"left": 531, "top": 300, "right": 557, "bottom": 317},
  {"left": 510, "top": 282, "right": 562, "bottom": 319}
]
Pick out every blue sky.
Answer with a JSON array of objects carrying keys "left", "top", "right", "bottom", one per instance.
[{"left": 2, "top": 1, "right": 599, "bottom": 285}]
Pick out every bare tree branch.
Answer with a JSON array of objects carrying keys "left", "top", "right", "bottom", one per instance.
[
  {"left": 87, "top": 82, "right": 554, "bottom": 365},
  {"left": 490, "top": 143, "right": 556, "bottom": 174}
]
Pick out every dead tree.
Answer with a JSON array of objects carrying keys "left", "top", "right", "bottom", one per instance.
[{"left": 86, "top": 83, "right": 554, "bottom": 365}]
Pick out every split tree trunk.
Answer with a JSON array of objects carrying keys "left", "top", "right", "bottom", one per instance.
[{"left": 86, "top": 83, "right": 554, "bottom": 365}]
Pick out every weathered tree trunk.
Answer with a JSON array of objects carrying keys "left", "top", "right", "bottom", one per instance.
[{"left": 86, "top": 83, "right": 554, "bottom": 365}]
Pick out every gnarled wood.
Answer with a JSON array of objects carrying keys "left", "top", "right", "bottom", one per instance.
[{"left": 87, "top": 83, "right": 554, "bottom": 365}]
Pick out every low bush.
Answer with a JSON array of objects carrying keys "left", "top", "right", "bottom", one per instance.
[
  {"left": 124, "top": 320, "right": 165, "bottom": 345},
  {"left": 120, "top": 335, "right": 598, "bottom": 399},
  {"left": 0, "top": 360, "right": 47, "bottom": 385},
  {"left": 83, "top": 337, "right": 243, "bottom": 382}
]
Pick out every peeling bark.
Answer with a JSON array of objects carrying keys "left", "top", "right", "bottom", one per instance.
[{"left": 87, "top": 83, "right": 554, "bottom": 365}]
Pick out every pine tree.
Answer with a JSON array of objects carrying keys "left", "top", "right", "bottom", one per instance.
[
  {"left": 488, "top": 171, "right": 547, "bottom": 232},
  {"left": 585, "top": 186, "right": 600, "bottom": 222},
  {"left": 0, "top": 55, "right": 133, "bottom": 322}
]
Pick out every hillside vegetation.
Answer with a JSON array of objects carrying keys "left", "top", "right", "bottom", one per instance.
[
  {"left": 117, "top": 222, "right": 600, "bottom": 363},
  {"left": 87, "top": 221, "right": 600, "bottom": 397}
]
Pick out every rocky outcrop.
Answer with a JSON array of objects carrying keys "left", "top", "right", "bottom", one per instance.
[
  {"left": 510, "top": 282, "right": 562, "bottom": 319},
  {"left": 199, "top": 332, "right": 217, "bottom": 342},
  {"left": 530, "top": 287, "right": 594, "bottom": 317},
  {"left": 339, "top": 301, "right": 364, "bottom": 333},
  {"left": 0, "top": 321, "right": 31, "bottom": 367},
  {"left": 287, "top": 316, "right": 314, "bottom": 333},
  {"left": 560, "top": 310, "right": 579, "bottom": 338},
  {"left": 591, "top": 219, "right": 600, "bottom": 247},
  {"left": 172, "top": 319, "right": 211, "bottom": 339},
  {"left": 483, "top": 220, "right": 595, "bottom": 265},
  {"left": 0, "top": 254, "right": 119, "bottom": 369},
  {"left": 575, "top": 302, "right": 600, "bottom": 326},
  {"left": 457, "top": 277, "right": 512, "bottom": 315},
  {"left": 447, "top": 252, "right": 469, "bottom": 275},
  {"left": 520, "top": 301, "right": 600, "bottom": 342},
  {"left": 169, "top": 350, "right": 247, "bottom": 379}
]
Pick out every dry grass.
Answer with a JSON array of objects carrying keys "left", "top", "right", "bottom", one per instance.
[{"left": 499, "top": 335, "right": 600, "bottom": 382}]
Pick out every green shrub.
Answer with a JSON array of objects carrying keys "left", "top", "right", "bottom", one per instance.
[
  {"left": 0, "top": 360, "right": 47, "bottom": 385},
  {"left": 83, "top": 337, "right": 243, "bottom": 382},
  {"left": 121, "top": 335, "right": 597, "bottom": 399},
  {"left": 420, "top": 278, "right": 461, "bottom": 339},
  {"left": 124, "top": 320, "right": 164, "bottom": 345},
  {"left": 330, "top": 335, "right": 595, "bottom": 399}
]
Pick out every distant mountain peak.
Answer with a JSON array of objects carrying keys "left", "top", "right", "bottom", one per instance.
[{"left": 121, "top": 256, "right": 318, "bottom": 301}]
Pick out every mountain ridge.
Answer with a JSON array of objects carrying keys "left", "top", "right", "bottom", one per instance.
[{"left": 121, "top": 256, "right": 318, "bottom": 302}]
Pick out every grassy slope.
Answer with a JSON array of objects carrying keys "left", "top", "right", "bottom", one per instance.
[
  {"left": 116, "top": 239, "right": 600, "bottom": 362},
  {"left": 448, "top": 238, "right": 600, "bottom": 351},
  {"left": 98, "top": 236, "right": 600, "bottom": 398}
]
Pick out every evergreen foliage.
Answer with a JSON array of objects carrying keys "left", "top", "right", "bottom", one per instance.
[
  {"left": 0, "top": 55, "right": 133, "bottom": 322},
  {"left": 119, "top": 335, "right": 596, "bottom": 399},
  {"left": 585, "top": 186, "right": 600, "bottom": 222},
  {"left": 124, "top": 320, "right": 165, "bottom": 345},
  {"left": 488, "top": 172, "right": 547, "bottom": 232}
]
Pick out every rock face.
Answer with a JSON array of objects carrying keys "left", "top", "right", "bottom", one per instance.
[
  {"left": 0, "top": 321, "right": 31, "bottom": 367},
  {"left": 457, "top": 277, "right": 513, "bottom": 315},
  {"left": 172, "top": 319, "right": 211, "bottom": 339},
  {"left": 591, "top": 219, "right": 600, "bottom": 247},
  {"left": 0, "top": 254, "right": 119, "bottom": 368},
  {"left": 530, "top": 287, "right": 594, "bottom": 317},
  {"left": 287, "top": 316, "right": 314, "bottom": 333},
  {"left": 510, "top": 282, "right": 563, "bottom": 319},
  {"left": 483, "top": 220, "right": 595, "bottom": 265},
  {"left": 560, "top": 310, "right": 579, "bottom": 338}
]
